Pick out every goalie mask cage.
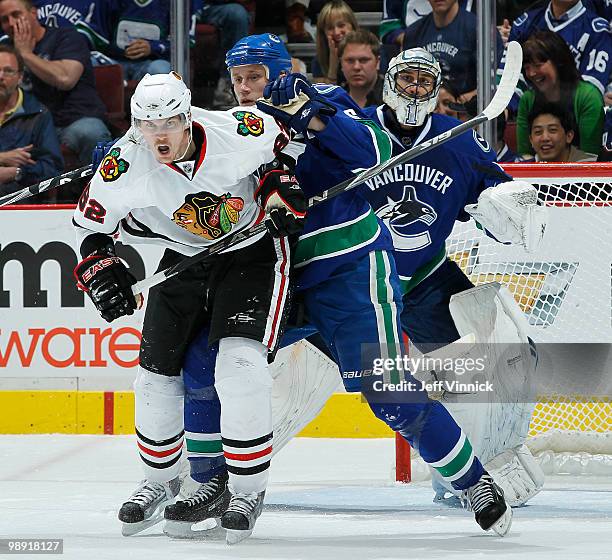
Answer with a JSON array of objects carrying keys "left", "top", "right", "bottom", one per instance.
[{"left": 395, "top": 162, "right": 612, "bottom": 481}]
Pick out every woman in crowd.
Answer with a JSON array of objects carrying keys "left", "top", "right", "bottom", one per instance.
[
  {"left": 311, "top": 0, "right": 358, "bottom": 84},
  {"left": 516, "top": 30, "right": 604, "bottom": 157}
]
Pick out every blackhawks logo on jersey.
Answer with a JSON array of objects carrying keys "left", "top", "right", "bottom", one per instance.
[
  {"left": 233, "top": 111, "right": 264, "bottom": 137},
  {"left": 99, "top": 148, "right": 130, "bottom": 182},
  {"left": 172, "top": 191, "right": 244, "bottom": 240}
]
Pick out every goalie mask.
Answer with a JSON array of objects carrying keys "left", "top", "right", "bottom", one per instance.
[
  {"left": 383, "top": 48, "right": 442, "bottom": 127},
  {"left": 130, "top": 72, "right": 193, "bottom": 161}
]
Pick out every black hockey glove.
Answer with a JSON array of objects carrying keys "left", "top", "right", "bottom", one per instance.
[
  {"left": 74, "top": 245, "right": 138, "bottom": 322},
  {"left": 256, "top": 169, "right": 307, "bottom": 237},
  {"left": 256, "top": 73, "right": 336, "bottom": 135}
]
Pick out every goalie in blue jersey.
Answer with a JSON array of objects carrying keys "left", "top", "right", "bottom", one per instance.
[{"left": 356, "top": 47, "right": 547, "bottom": 507}]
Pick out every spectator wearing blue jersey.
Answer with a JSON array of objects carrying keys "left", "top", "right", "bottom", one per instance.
[
  {"left": 33, "top": 0, "right": 92, "bottom": 28},
  {"left": 527, "top": 101, "right": 597, "bottom": 161},
  {"left": 516, "top": 30, "right": 604, "bottom": 157},
  {"left": 0, "top": 0, "right": 110, "bottom": 166},
  {"left": 380, "top": 0, "right": 476, "bottom": 47},
  {"left": 0, "top": 43, "right": 62, "bottom": 197},
  {"left": 312, "top": 0, "right": 358, "bottom": 84},
  {"left": 76, "top": 0, "right": 173, "bottom": 82},
  {"left": 402, "top": 0, "right": 504, "bottom": 102},
  {"left": 584, "top": 0, "right": 612, "bottom": 20},
  {"left": 507, "top": 0, "right": 612, "bottom": 99}
]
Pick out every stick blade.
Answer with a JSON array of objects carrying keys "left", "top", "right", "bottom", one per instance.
[{"left": 482, "top": 41, "right": 523, "bottom": 121}]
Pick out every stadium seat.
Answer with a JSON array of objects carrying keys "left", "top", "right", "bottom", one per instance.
[{"left": 93, "top": 64, "right": 129, "bottom": 134}]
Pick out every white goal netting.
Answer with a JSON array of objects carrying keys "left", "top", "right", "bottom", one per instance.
[{"left": 446, "top": 163, "right": 612, "bottom": 473}]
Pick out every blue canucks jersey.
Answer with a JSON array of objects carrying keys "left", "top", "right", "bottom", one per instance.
[
  {"left": 290, "top": 86, "right": 395, "bottom": 291},
  {"left": 380, "top": 0, "right": 474, "bottom": 44},
  {"left": 508, "top": 1, "right": 612, "bottom": 95},
  {"left": 76, "top": 0, "right": 174, "bottom": 61},
  {"left": 402, "top": 8, "right": 503, "bottom": 95},
  {"left": 358, "top": 107, "right": 509, "bottom": 291},
  {"left": 584, "top": 0, "right": 612, "bottom": 21},
  {"left": 33, "top": 0, "right": 93, "bottom": 28}
]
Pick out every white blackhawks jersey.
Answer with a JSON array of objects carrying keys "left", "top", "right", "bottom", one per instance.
[{"left": 73, "top": 106, "right": 288, "bottom": 256}]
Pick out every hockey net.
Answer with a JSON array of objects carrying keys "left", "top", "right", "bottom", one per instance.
[{"left": 442, "top": 162, "right": 612, "bottom": 476}]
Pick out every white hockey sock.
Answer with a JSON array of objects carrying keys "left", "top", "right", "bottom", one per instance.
[
  {"left": 134, "top": 366, "right": 185, "bottom": 482},
  {"left": 215, "top": 337, "right": 273, "bottom": 495}
]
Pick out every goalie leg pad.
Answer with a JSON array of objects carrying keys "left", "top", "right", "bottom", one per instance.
[
  {"left": 444, "top": 283, "right": 537, "bottom": 464},
  {"left": 270, "top": 340, "right": 340, "bottom": 454},
  {"left": 134, "top": 367, "right": 185, "bottom": 483},
  {"left": 485, "top": 444, "right": 544, "bottom": 507}
]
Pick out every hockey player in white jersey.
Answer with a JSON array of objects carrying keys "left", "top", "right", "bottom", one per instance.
[{"left": 73, "top": 71, "right": 307, "bottom": 541}]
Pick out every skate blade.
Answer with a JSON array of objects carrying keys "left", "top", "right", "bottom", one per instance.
[
  {"left": 121, "top": 514, "right": 164, "bottom": 537},
  {"left": 433, "top": 492, "right": 463, "bottom": 509},
  {"left": 490, "top": 507, "right": 513, "bottom": 537},
  {"left": 225, "top": 528, "right": 253, "bottom": 545},
  {"left": 164, "top": 518, "right": 225, "bottom": 540}
]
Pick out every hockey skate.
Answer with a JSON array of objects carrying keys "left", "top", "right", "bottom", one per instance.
[
  {"left": 118, "top": 477, "right": 180, "bottom": 536},
  {"left": 163, "top": 473, "right": 230, "bottom": 539},
  {"left": 221, "top": 490, "right": 265, "bottom": 544},
  {"left": 464, "top": 472, "right": 513, "bottom": 536}
]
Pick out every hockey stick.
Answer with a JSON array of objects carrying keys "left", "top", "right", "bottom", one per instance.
[
  {"left": 0, "top": 164, "right": 93, "bottom": 207},
  {"left": 132, "top": 41, "right": 522, "bottom": 295}
]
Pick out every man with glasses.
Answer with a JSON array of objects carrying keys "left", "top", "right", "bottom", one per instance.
[
  {"left": 0, "top": 0, "right": 111, "bottom": 167},
  {"left": 0, "top": 42, "right": 62, "bottom": 197}
]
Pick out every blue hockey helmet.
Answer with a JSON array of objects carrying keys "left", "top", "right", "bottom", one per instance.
[{"left": 226, "top": 33, "right": 292, "bottom": 81}]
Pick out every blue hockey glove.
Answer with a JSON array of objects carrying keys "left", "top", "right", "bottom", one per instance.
[
  {"left": 91, "top": 139, "right": 117, "bottom": 170},
  {"left": 256, "top": 73, "right": 336, "bottom": 135}
]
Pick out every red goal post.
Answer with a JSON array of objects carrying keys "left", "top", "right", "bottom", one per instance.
[{"left": 395, "top": 162, "right": 612, "bottom": 482}]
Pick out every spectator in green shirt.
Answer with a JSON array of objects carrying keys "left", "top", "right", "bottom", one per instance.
[{"left": 516, "top": 30, "right": 604, "bottom": 157}]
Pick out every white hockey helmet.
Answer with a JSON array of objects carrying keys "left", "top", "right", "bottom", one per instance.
[
  {"left": 383, "top": 48, "right": 442, "bottom": 127},
  {"left": 131, "top": 71, "right": 192, "bottom": 130}
]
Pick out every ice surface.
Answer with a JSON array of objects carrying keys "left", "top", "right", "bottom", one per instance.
[{"left": 2, "top": 435, "right": 612, "bottom": 560}]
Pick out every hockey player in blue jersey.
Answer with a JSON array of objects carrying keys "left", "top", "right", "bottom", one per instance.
[
  {"left": 502, "top": 0, "right": 612, "bottom": 111},
  {"left": 162, "top": 34, "right": 513, "bottom": 542}
]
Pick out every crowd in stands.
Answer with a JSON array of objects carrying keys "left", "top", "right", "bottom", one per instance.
[{"left": 2, "top": 0, "right": 612, "bottom": 203}]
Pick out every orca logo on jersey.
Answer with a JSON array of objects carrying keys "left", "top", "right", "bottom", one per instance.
[
  {"left": 172, "top": 192, "right": 245, "bottom": 240},
  {"left": 380, "top": 186, "right": 438, "bottom": 229},
  {"left": 233, "top": 111, "right": 265, "bottom": 137},
  {"left": 99, "top": 148, "right": 130, "bottom": 182}
]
